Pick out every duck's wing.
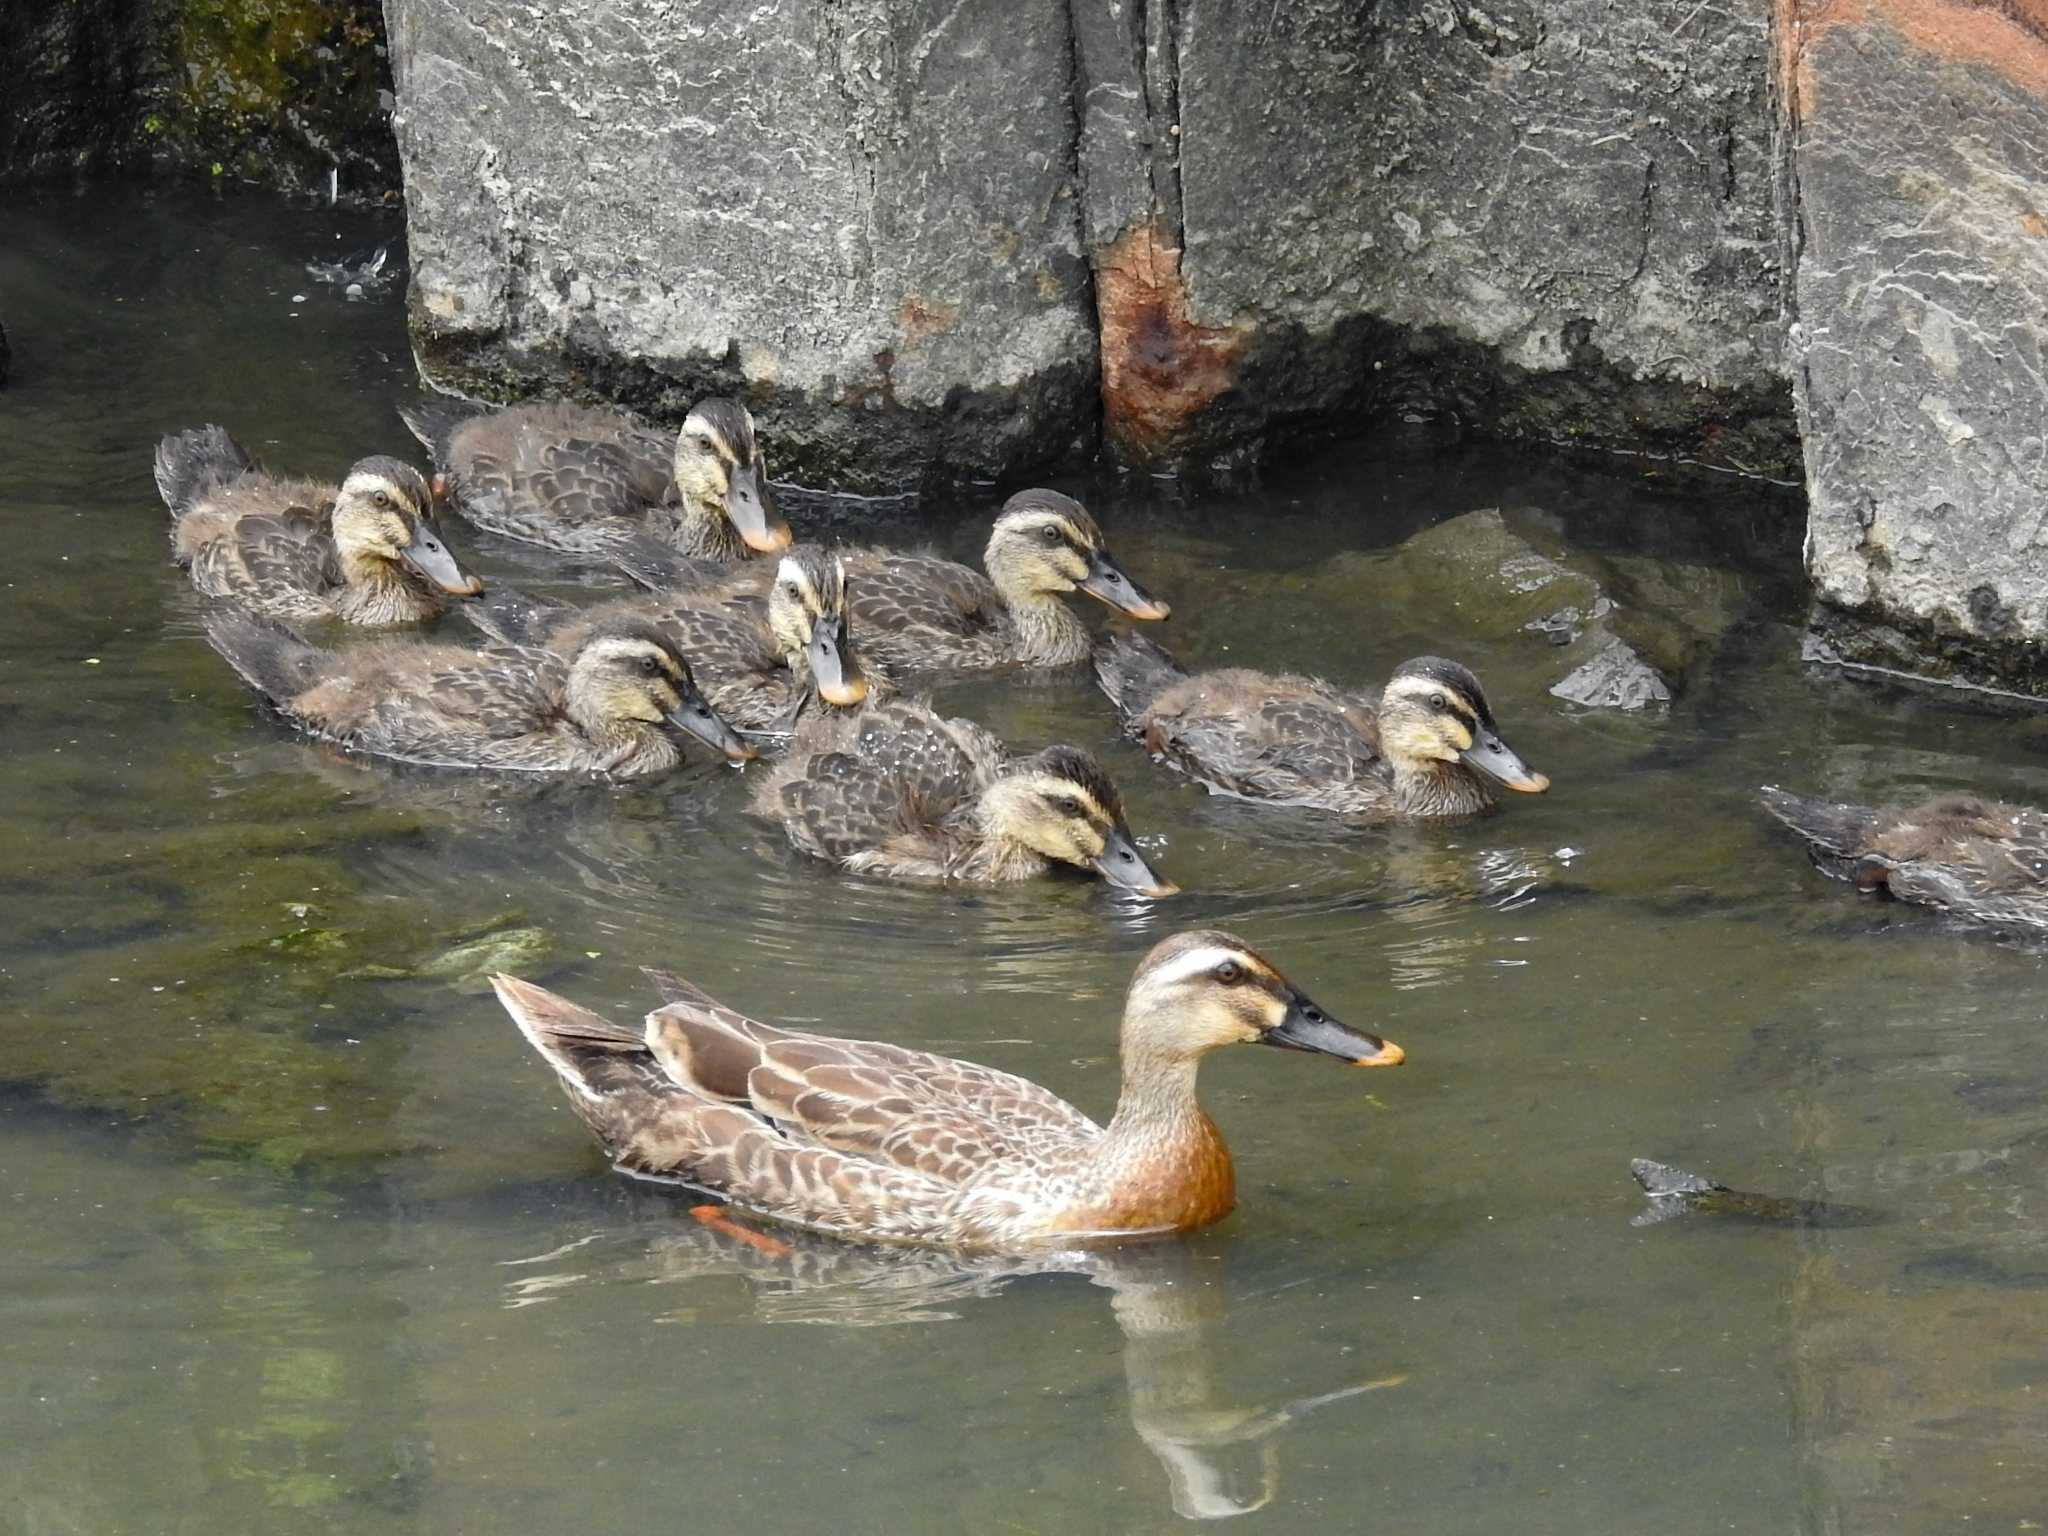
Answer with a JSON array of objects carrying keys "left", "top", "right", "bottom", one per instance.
[
  {"left": 642, "top": 981, "right": 1102, "bottom": 1189},
  {"left": 1157, "top": 676, "right": 1377, "bottom": 799},
  {"left": 850, "top": 552, "right": 1002, "bottom": 639},
  {"left": 493, "top": 975, "right": 966, "bottom": 1240},
  {"left": 446, "top": 412, "right": 670, "bottom": 551},
  {"left": 1881, "top": 806, "right": 2048, "bottom": 929},
  {"left": 761, "top": 699, "right": 988, "bottom": 859}
]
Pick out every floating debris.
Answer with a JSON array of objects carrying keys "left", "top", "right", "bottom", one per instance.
[
  {"left": 1630, "top": 1158, "right": 1883, "bottom": 1229},
  {"left": 304, "top": 244, "right": 398, "bottom": 299}
]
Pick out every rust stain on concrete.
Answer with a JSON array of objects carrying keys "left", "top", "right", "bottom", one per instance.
[
  {"left": 1094, "top": 218, "right": 1250, "bottom": 460},
  {"left": 896, "top": 295, "right": 960, "bottom": 347},
  {"left": 1781, "top": 0, "right": 2048, "bottom": 117}
]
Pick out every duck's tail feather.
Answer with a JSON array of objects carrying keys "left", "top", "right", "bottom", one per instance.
[
  {"left": 397, "top": 394, "right": 486, "bottom": 466},
  {"left": 154, "top": 425, "right": 254, "bottom": 517},
  {"left": 459, "top": 583, "right": 576, "bottom": 648},
  {"left": 1758, "top": 785, "right": 1878, "bottom": 858},
  {"left": 202, "top": 608, "right": 325, "bottom": 703},
  {"left": 641, "top": 976, "right": 790, "bottom": 1103},
  {"left": 1095, "top": 632, "right": 1188, "bottom": 724}
]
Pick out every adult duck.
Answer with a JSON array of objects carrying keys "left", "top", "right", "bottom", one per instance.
[{"left": 490, "top": 929, "right": 1404, "bottom": 1249}]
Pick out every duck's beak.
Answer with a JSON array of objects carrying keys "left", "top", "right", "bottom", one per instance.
[
  {"left": 807, "top": 613, "right": 868, "bottom": 708},
  {"left": 401, "top": 521, "right": 484, "bottom": 596},
  {"left": 1090, "top": 823, "right": 1179, "bottom": 897},
  {"left": 665, "top": 681, "right": 756, "bottom": 762},
  {"left": 1263, "top": 992, "right": 1404, "bottom": 1067},
  {"left": 1460, "top": 729, "right": 1549, "bottom": 793},
  {"left": 1077, "top": 548, "right": 1171, "bottom": 621},
  {"left": 727, "top": 462, "right": 793, "bottom": 554}
]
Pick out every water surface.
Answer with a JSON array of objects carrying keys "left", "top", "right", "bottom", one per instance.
[{"left": 4, "top": 184, "right": 2046, "bottom": 1533}]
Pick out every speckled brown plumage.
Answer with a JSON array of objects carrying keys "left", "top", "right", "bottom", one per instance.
[
  {"left": 1761, "top": 786, "right": 2048, "bottom": 932},
  {"left": 751, "top": 697, "right": 1173, "bottom": 891},
  {"left": 492, "top": 929, "right": 1404, "bottom": 1249},
  {"left": 401, "top": 397, "right": 787, "bottom": 564},
  {"left": 462, "top": 550, "right": 883, "bottom": 734},
  {"left": 153, "top": 425, "right": 476, "bottom": 625},
  {"left": 1097, "top": 635, "right": 1547, "bottom": 819},
  {"left": 204, "top": 610, "right": 750, "bottom": 776},
  {"left": 687, "top": 488, "right": 1169, "bottom": 673}
]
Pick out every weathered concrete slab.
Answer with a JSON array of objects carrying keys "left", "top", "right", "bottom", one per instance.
[
  {"left": 1782, "top": 0, "right": 2048, "bottom": 692},
  {"left": 1097, "top": 0, "right": 1796, "bottom": 474},
  {"left": 387, "top": 0, "right": 1100, "bottom": 491}
]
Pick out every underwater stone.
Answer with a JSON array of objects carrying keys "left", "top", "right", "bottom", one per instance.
[
  {"left": 1783, "top": 2, "right": 2048, "bottom": 693},
  {"left": 1550, "top": 639, "right": 1672, "bottom": 712}
]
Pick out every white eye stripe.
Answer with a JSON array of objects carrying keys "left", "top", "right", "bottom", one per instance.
[{"left": 1142, "top": 945, "right": 1262, "bottom": 991}]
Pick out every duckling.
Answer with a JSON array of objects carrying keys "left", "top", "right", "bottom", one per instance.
[
  {"left": 400, "top": 395, "right": 792, "bottom": 563},
  {"left": 1096, "top": 635, "right": 1549, "bottom": 818},
  {"left": 679, "top": 488, "right": 1169, "bottom": 671},
  {"left": 203, "top": 610, "right": 753, "bottom": 776},
  {"left": 1760, "top": 785, "right": 2048, "bottom": 932},
  {"left": 463, "top": 549, "right": 876, "bottom": 734},
  {"left": 152, "top": 425, "right": 481, "bottom": 624},
  {"left": 489, "top": 928, "right": 1404, "bottom": 1249},
  {"left": 753, "top": 696, "right": 1176, "bottom": 893}
]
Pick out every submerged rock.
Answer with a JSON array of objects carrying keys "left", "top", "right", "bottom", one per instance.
[
  {"left": 415, "top": 926, "right": 551, "bottom": 993},
  {"left": 1551, "top": 639, "right": 1672, "bottom": 712},
  {"left": 1630, "top": 1158, "right": 1883, "bottom": 1229}
]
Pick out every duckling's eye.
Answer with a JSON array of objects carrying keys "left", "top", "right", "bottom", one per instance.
[
  {"left": 782, "top": 581, "right": 801, "bottom": 599},
  {"left": 1429, "top": 691, "right": 1449, "bottom": 712},
  {"left": 372, "top": 491, "right": 392, "bottom": 509},
  {"left": 1213, "top": 960, "right": 1244, "bottom": 985},
  {"left": 639, "top": 656, "right": 662, "bottom": 677},
  {"left": 1050, "top": 795, "right": 1083, "bottom": 816},
  {"left": 1040, "top": 524, "right": 1062, "bottom": 544}
]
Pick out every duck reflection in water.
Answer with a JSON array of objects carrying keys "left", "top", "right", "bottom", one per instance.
[{"left": 500, "top": 1215, "right": 1404, "bottom": 1521}]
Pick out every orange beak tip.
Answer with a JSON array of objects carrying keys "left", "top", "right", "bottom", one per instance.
[
  {"left": 1354, "top": 1041, "right": 1406, "bottom": 1068},
  {"left": 1142, "top": 881, "right": 1181, "bottom": 899},
  {"left": 1510, "top": 772, "right": 1551, "bottom": 794},
  {"left": 820, "top": 680, "right": 868, "bottom": 707},
  {"left": 748, "top": 524, "right": 795, "bottom": 554}
]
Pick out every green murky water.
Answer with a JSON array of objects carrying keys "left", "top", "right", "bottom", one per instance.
[{"left": 5, "top": 185, "right": 2047, "bottom": 1533}]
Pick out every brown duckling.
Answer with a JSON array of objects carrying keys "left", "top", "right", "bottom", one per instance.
[
  {"left": 400, "top": 395, "right": 792, "bottom": 562},
  {"left": 463, "top": 549, "right": 877, "bottom": 734},
  {"left": 204, "top": 610, "right": 753, "bottom": 776},
  {"left": 490, "top": 928, "right": 1402, "bottom": 1248},
  {"left": 753, "top": 697, "right": 1176, "bottom": 893},
  {"left": 1097, "top": 635, "right": 1548, "bottom": 818},
  {"left": 1760, "top": 785, "right": 2048, "bottom": 932},
  {"left": 152, "top": 425, "right": 481, "bottom": 624},
  {"left": 683, "top": 488, "right": 1168, "bottom": 672}
]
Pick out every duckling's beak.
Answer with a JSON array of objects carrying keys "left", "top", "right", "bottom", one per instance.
[
  {"left": 807, "top": 613, "right": 868, "bottom": 708},
  {"left": 1078, "top": 549, "right": 1172, "bottom": 621},
  {"left": 1263, "top": 992, "right": 1405, "bottom": 1067},
  {"left": 1091, "top": 824, "right": 1179, "bottom": 897},
  {"left": 1460, "top": 729, "right": 1549, "bottom": 793},
  {"left": 665, "top": 683, "right": 756, "bottom": 762},
  {"left": 401, "top": 521, "right": 484, "bottom": 596},
  {"left": 727, "top": 462, "right": 793, "bottom": 554}
]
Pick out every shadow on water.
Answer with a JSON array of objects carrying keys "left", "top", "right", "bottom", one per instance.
[{"left": 6, "top": 182, "right": 2048, "bottom": 1533}]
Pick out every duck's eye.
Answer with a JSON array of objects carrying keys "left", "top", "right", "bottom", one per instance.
[
  {"left": 782, "top": 581, "right": 801, "bottom": 599},
  {"left": 372, "top": 491, "right": 391, "bottom": 509},
  {"left": 1052, "top": 795, "right": 1083, "bottom": 816},
  {"left": 639, "top": 655, "right": 663, "bottom": 677},
  {"left": 1040, "top": 525, "right": 1062, "bottom": 544},
  {"left": 1213, "top": 960, "right": 1244, "bottom": 985},
  {"left": 1429, "top": 691, "right": 1449, "bottom": 712}
]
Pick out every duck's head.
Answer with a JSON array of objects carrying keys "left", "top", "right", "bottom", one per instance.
[
  {"left": 982, "top": 745, "right": 1176, "bottom": 896},
  {"left": 1122, "top": 930, "right": 1404, "bottom": 1066},
  {"left": 1375, "top": 657, "right": 1547, "bottom": 792},
  {"left": 983, "top": 490, "right": 1170, "bottom": 619},
  {"left": 331, "top": 457, "right": 483, "bottom": 595},
  {"left": 765, "top": 550, "right": 868, "bottom": 707},
  {"left": 671, "top": 398, "right": 791, "bottom": 554},
  {"left": 565, "top": 616, "right": 754, "bottom": 761}
]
